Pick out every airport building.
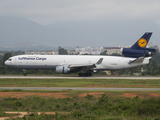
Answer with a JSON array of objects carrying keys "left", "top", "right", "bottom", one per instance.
[
  {"left": 25, "top": 51, "right": 58, "bottom": 55},
  {"left": 75, "top": 46, "right": 104, "bottom": 55},
  {"left": 67, "top": 50, "right": 79, "bottom": 55},
  {"left": 103, "top": 47, "right": 122, "bottom": 55},
  {"left": 25, "top": 46, "right": 133, "bottom": 55}
]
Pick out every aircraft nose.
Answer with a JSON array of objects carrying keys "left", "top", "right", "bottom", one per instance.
[{"left": 5, "top": 60, "right": 9, "bottom": 65}]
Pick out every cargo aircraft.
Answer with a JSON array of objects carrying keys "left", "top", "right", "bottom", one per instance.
[{"left": 5, "top": 32, "right": 156, "bottom": 76}]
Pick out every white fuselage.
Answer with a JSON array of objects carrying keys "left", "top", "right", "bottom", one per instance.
[{"left": 5, "top": 55, "right": 150, "bottom": 71}]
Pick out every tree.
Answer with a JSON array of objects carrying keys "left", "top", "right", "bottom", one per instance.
[
  {"left": 100, "top": 50, "right": 108, "bottom": 55},
  {"left": 3, "top": 52, "right": 12, "bottom": 64},
  {"left": 58, "top": 46, "right": 68, "bottom": 55},
  {"left": 110, "top": 53, "right": 122, "bottom": 56}
]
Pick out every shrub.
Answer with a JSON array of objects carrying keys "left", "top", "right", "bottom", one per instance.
[
  {"left": 137, "top": 98, "right": 160, "bottom": 116},
  {"left": 40, "top": 99, "right": 46, "bottom": 106},
  {"left": 71, "top": 110, "right": 84, "bottom": 118},
  {"left": 85, "top": 94, "right": 93, "bottom": 100},
  {"left": 0, "top": 107, "right": 6, "bottom": 117},
  {"left": 55, "top": 103, "right": 61, "bottom": 108},
  {"left": 12, "top": 101, "right": 22, "bottom": 107},
  {"left": 32, "top": 104, "right": 38, "bottom": 109}
]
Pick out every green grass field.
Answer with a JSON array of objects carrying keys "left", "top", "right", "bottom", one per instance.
[
  {"left": 1, "top": 93, "right": 160, "bottom": 120},
  {"left": 0, "top": 78, "right": 160, "bottom": 88},
  {"left": 1, "top": 78, "right": 160, "bottom": 119}
]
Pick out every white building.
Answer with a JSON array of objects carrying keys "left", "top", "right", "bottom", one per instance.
[
  {"left": 75, "top": 46, "right": 104, "bottom": 55},
  {"left": 103, "top": 47, "right": 122, "bottom": 55},
  {"left": 25, "top": 51, "right": 58, "bottom": 55},
  {"left": 67, "top": 50, "right": 79, "bottom": 55}
]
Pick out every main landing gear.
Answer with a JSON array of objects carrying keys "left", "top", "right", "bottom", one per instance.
[
  {"left": 78, "top": 72, "right": 92, "bottom": 77},
  {"left": 23, "top": 69, "right": 27, "bottom": 76}
]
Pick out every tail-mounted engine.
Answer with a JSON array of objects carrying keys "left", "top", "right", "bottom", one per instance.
[{"left": 121, "top": 48, "right": 156, "bottom": 58}]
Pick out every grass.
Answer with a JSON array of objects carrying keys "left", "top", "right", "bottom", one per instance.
[
  {"left": 1, "top": 94, "right": 160, "bottom": 120},
  {"left": 0, "top": 90, "right": 160, "bottom": 100},
  {"left": 0, "top": 78, "right": 160, "bottom": 119},
  {"left": 0, "top": 78, "right": 160, "bottom": 87}
]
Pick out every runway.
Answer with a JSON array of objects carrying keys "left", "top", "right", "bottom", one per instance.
[
  {"left": 0, "top": 87, "right": 160, "bottom": 91},
  {"left": 0, "top": 75, "right": 160, "bottom": 79},
  {"left": 0, "top": 76, "right": 160, "bottom": 91}
]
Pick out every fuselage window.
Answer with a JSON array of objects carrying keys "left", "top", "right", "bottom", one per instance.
[{"left": 8, "top": 59, "right": 12, "bottom": 61}]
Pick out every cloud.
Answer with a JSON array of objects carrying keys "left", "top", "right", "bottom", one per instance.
[{"left": 0, "top": 0, "right": 160, "bottom": 25}]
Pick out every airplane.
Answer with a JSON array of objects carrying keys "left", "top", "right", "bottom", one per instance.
[{"left": 5, "top": 32, "right": 156, "bottom": 76}]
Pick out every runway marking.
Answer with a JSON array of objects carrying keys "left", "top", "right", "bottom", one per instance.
[{"left": 0, "top": 76, "right": 160, "bottom": 79}]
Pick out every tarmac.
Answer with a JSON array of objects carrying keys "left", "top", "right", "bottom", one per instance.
[
  {"left": 0, "top": 75, "right": 160, "bottom": 91},
  {"left": 0, "top": 75, "right": 160, "bottom": 79}
]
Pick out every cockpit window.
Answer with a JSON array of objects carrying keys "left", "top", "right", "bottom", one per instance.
[{"left": 8, "top": 59, "right": 12, "bottom": 61}]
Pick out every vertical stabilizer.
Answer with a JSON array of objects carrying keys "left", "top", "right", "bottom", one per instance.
[{"left": 131, "top": 32, "right": 152, "bottom": 49}]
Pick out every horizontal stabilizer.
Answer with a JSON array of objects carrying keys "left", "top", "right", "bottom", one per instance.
[
  {"left": 96, "top": 58, "right": 103, "bottom": 65},
  {"left": 129, "top": 57, "right": 145, "bottom": 64}
]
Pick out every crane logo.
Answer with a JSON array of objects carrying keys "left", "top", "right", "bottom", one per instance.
[{"left": 138, "top": 38, "right": 147, "bottom": 48}]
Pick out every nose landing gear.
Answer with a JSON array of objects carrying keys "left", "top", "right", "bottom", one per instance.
[{"left": 23, "top": 69, "right": 27, "bottom": 76}]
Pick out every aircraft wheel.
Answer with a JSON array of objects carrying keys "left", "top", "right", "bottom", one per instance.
[
  {"left": 88, "top": 73, "right": 92, "bottom": 76},
  {"left": 23, "top": 73, "right": 27, "bottom": 76},
  {"left": 86, "top": 73, "right": 92, "bottom": 76},
  {"left": 23, "top": 69, "right": 27, "bottom": 76},
  {"left": 79, "top": 73, "right": 83, "bottom": 77},
  {"left": 79, "top": 72, "right": 92, "bottom": 77}
]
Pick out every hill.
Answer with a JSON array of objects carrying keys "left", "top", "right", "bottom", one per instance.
[{"left": 0, "top": 16, "right": 160, "bottom": 51}]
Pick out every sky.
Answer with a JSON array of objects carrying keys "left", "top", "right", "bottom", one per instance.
[{"left": 0, "top": 0, "right": 160, "bottom": 25}]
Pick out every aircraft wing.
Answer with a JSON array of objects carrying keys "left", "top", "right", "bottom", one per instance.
[
  {"left": 69, "top": 63, "right": 94, "bottom": 68},
  {"left": 129, "top": 57, "right": 145, "bottom": 64},
  {"left": 65, "top": 58, "right": 103, "bottom": 68}
]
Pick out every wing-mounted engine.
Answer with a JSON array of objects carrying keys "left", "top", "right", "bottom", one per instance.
[
  {"left": 121, "top": 48, "right": 156, "bottom": 58},
  {"left": 56, "top": 66, "right": 70, "bottom": 74}
]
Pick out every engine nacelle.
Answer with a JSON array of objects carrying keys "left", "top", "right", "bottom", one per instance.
[
  {"left": 121, "top": 48, "right": 154, "bottom": 58},
  {"left": 56, "top": 66, "right": 70, "bottom": 74}
]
